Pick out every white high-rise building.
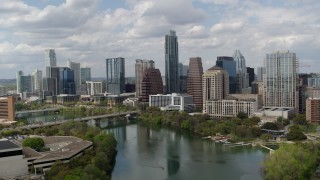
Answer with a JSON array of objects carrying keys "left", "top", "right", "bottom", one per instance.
[
  {"left": 86, "top": 81, "right": 105, "bottom": 95},
  {"left": 233, "top": 50, "right": 249, "bottom": 93},
  {"left": 256, "top": 67, "right": 265, "bottom": 81},
  {"left": 135, "top": 59, "right": 155, "bottom": 98},
  {"left": 45, "top": 49, "right": 56, "bottom": 67},
  {"left": 68, "top": 60, "right": 81, "bottom": 92},
  {"left": 32, "top": 69, "right": 42, "bottom": 94},
  {"left": 264, "top": 51, "right": 298, "bottom": 109}
]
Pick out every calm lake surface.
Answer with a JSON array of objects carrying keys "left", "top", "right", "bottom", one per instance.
[{"left": 105, "top": 123, "right": 268, "bottom": 180}]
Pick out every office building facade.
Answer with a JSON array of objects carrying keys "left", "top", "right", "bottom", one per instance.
[
  {"left": 149, "top": 93, "right": 195, "bottom": 112},
  {"left": 106, "top": 57, "right": 125, "bottom": 94},
  {"left": 306, "top": 98, "right": 320, "bottom": 123},
  {"left": 264, "top": 51, "right": 298, "bottom": 109},
  {"left": 308, "top": 78, "right": 320, "bottom": 88},
  {"left": 187, "top": 57, "right": 203, "bottom": 109},
  {"left": 165, "top": 30, "right": 179, "bottom": 93},
  {"left": 247, "top": 67, "right": 255, "bottom": 87},
  {"left": 16, "top": 71, "right": 33, "bottom": 94},
  {"left": 80, "top": 67, "right": 91, "bottom": 84},
  {"left": 135, "top": 59, "right": 155, "bottom": 98},
  {"left": 32, "top": 69, "right": 42, "bottom": 95},
  {"left": 68, "top": 61, "right": 81, "bottom": 92},
  {"left": 86, "top": 81, "right": 105, "bottom": 95},
  {"left": 256, "top": 67, "right": 265, "bottom": 81},
  {"left": 216, "top": 56, "right": 236, "bottom": 93},
  {"left": 0, "top": 96, "right": 15, "bottom": 121},
  {"left": 59, "top": 67, "right": 76, "bottom": 94},
  {"left": 179, "top": 63, "right": 189, "bottom": 93},
  {"left": 233, "top": 50, "right": 249, "bottom": 93},
  {"left": 202, "top": 66, "right": 229, "bottom": 113},
  {"left": 140, "top": 68, "right": 163, "bottom": 102},
  {"left": 45, "top": 49, "right": 56, "bottom": 67}
]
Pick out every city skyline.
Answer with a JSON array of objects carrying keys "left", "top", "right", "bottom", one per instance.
[{"left": 0, "top": 0, "right": 320, "bottom": 79}]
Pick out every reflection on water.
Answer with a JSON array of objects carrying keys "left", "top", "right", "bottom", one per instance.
[{"left": 106, "top": 124, "right": 267, "bottom": 180}]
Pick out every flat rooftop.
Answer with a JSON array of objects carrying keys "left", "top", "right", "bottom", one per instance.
[{"left": 0, "top": 139, "right": 20, "bottom": 151}]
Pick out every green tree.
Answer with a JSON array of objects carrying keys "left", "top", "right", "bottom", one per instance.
[
  {"left": 22, "top": 137, "right": 44, "bottom": 151},
  {"left": 260, "top": 134, "right": 273, "bottom": 142},
  {"left": 287, "top": 125, "right": 307, "bottom": 141},
  {"left": 237, "top": 112, "right": 248, "bottom": 119},
  {"left": 261, "top": 122, "right": 278, "bottom": 130},
  {"left": 264, "top": 144, "right": 318, "bottom": 180},
  {"left": 293, "top": 114, "right": 307, "bottom": 125},
  {"left": 277, "top": 116, "right": 290, "bottom": 126}
]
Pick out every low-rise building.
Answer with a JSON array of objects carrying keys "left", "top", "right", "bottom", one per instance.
[
  {"left": 0, "top": 139, "right": 29, "bottom": 178},
  {"left": 205, "top": 94, "right": 260, "bottom": 118},
  {"left": 149, "top": 93, "right": 195, "bottom": 112},
  {"left": 123, "top": 98, "right": 139, "bottom": 107},
  {"left": 253, "top": 107, "right": 295, "bottom": 122},
  {"left": 0, "top": 86, "right": 6, "bottom": 96},
  {"left": 306, "top": 98, "right": 320, "bottom": 123},
  {"left": 0, "top": 96, "right": 15, "bottom": 122}
]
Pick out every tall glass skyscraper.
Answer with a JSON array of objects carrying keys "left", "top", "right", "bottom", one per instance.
[
  {"left": 106, "top": 57, "right": 125, "bottom": 94},
  {"left": 216, "top": 56, "right": 236, "bottom": 93},
  {"left": 165, "top": 30, "right": 179, "bottom": 93},
  {"left": 68, "top": 60, "right": 81, "bottom": 92},
  {"left": 81, "top": 67, "right": 91, "bottom": 84},
  {"left": 264, "top": 51, "right": 298, "bottom": 109},
  {"left": 59, "top": 67, "right": 76, "bottom": 94},
  {"left": 45, "top": 49, "right": 56, "bottom": 67},
  {"left": 16, "top": 71, "right": 33, "bottom": 93},
  {"left": 233, "top": 50, "right": 249, "bottom": 93}
]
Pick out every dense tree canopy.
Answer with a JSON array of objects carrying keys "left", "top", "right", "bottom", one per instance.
[{"left": 22, "top": 137, "right": 44, "bottom": 151}]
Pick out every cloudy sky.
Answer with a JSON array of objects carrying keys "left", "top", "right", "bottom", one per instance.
[{"left": 0, "top": 0, "right": 319, "bottom": 79}]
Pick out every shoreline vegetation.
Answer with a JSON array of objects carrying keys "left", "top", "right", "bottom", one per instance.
[{"left": 137, "top": 107, "right": 320, "bottom": 179}]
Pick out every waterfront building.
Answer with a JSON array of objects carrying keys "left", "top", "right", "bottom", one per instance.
[
  {"left": 59, "top": 67, "right": 76, "bottom": 95},
  {"left": 179, "top": 63, "right": 189, "bottom": 93},
  {"left": 308, "top": 77, "right": 320, "bottom": 88},
  {"left": 0, "top": 96, "right": 15, "bottom": 122},
  {"left": 86, "top": 81, "right": 105, "bottom": 95},
  {"left": 135, "top": 59, "right": 155, "bottom": 98},
  {"left": 233, "top": 50, "right": 249, "bottom": 93},
  {"left": 205, "top": 94, "right": 260, "bottom": 118},
  {"left": 247, "top": 67, "right": 255, "bottom": 87},
  {"left": 216, "top": 56, "right": 236, "bottom": 93},
  {"left": 149, "top": 93, "right": 195, "bottom": 112},
  {"left": 306, "top": 98, "right": 320, "bottom": 123},
  {"left": 32, "top": 69, "right": 42, "bottom": 95},
  {"left": 140, "top": 69, "right": 163, "bottom": 102},
  {"left": 68, "top": 61, "right": 81, "bottom": 92},
  {"left": 264, "top": 51, "right": 298, "bottom": 109},
  {"left": 44, "top": 49, "right": 56, "bottom": 67},
  {"left": 16, "top": 71, "right": 33, "bottom": 94},
  {"left": 165, "top": 30, "right": 179, "bottom": 93},
  {"left": 256, "top": 67, "right": 265, "bottom": 81},
  {"left": 254, "top": 107, "right": 295, "bottom": 121},
  {"left": 80, "top": 67, "right": 91, "bottom": 84},
  {"left": 187, "top": 57, "right": 203, "bottom": 109},
  {"left": 202, "top": 65, "right": 229, "bottom": 113},
  {"left": 106, "top": 57, "right": 125, "bottom": 94}
]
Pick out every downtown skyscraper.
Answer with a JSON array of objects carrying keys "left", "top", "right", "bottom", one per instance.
[
  {"left": 264, "top": 51, "right": 298, "bottom": 109},
  {"left": 106, "top": 57, "right": 125, "bottom": 94},
  {"left": 165, "top": 30, "right": 179, "bottom": 93},
  {"left": 45, "top": 49, "right": 56, "bottom": 67},
  {"left": 135, "top": 59, "right": 155, "bottom": 98},
  {"left": 68, "top": 60, "right": 81, "bottom": 92},
  {"left": 187, "top": 57, "right": 203, "bottom": 109},
  {"left": 233, "top": 50, "right": 249, "bottom": 93}
]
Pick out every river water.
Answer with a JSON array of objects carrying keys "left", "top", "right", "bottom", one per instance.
[{"left": 105, "top": 123, "right": 268, "bottom": 180}]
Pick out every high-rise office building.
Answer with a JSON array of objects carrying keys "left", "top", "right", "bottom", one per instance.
[
  {"left": 68, "top": 60, "right": 81, "bottom": 92},
  {"left": 264, "top": 51, "right": 298, "bottom": 109},
  {"left": 81, "top": 67, "right": 91, "bottom": 84},
  {"left": 59, "top": 67, "right": 76, "bottom": 94},
  {"left": 0, "top": 86, "right": 6, "bottom": 96},
  {"left": 46, "top": 66, "right": 61, "bottom": 95},
  {"left": 306, "top": 98, "right": 320, "bottom": 123},
  {"left": 86, "top": 81, "right": 105, "bottom": 95},
  {"left": 179, "top": 63, "right": 189, "bottom": 93},
  {"left": 165, "top": 30, "right": 179, "bottom": 93},
  {"left": 43, "top": 77, "right": 57, "bottom": 96},
  {"left": 233, "top": 50, "right": 249, "bottom": 93},
  {"left": 16, "top": 71, "right": 33, "bottom": 93},
  {"left": 106, "top": 57, "right": 125, "bottom": 94},
  {"left": 187, "top": 57, "right": 203, "bottom": 109},
  {"left": 256, "top": 67, "right": 265, "bottom": 81},
  {"left": 140, "top": 69, "right": 163, "bottom": 102},
  {"left": 308, "top": 78, "right": 320, "bottom": 88},
  {"left": 247, "top": 67, "right": 255, "bottom": 87},
  {"left": 135, "top": 59, "right": 155, "bottom": 98},
  {"left": 216, "top": 56, "right": 236, "bottom": 93},
  {"left": 202, "top": 66, "right": 229, "bottom": 113},
  {"left": 45, "top": 49, "right": 56, "bottom": 67},
  {"left": 32, "top": 69, "right": 42, "bottom": 95}
]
